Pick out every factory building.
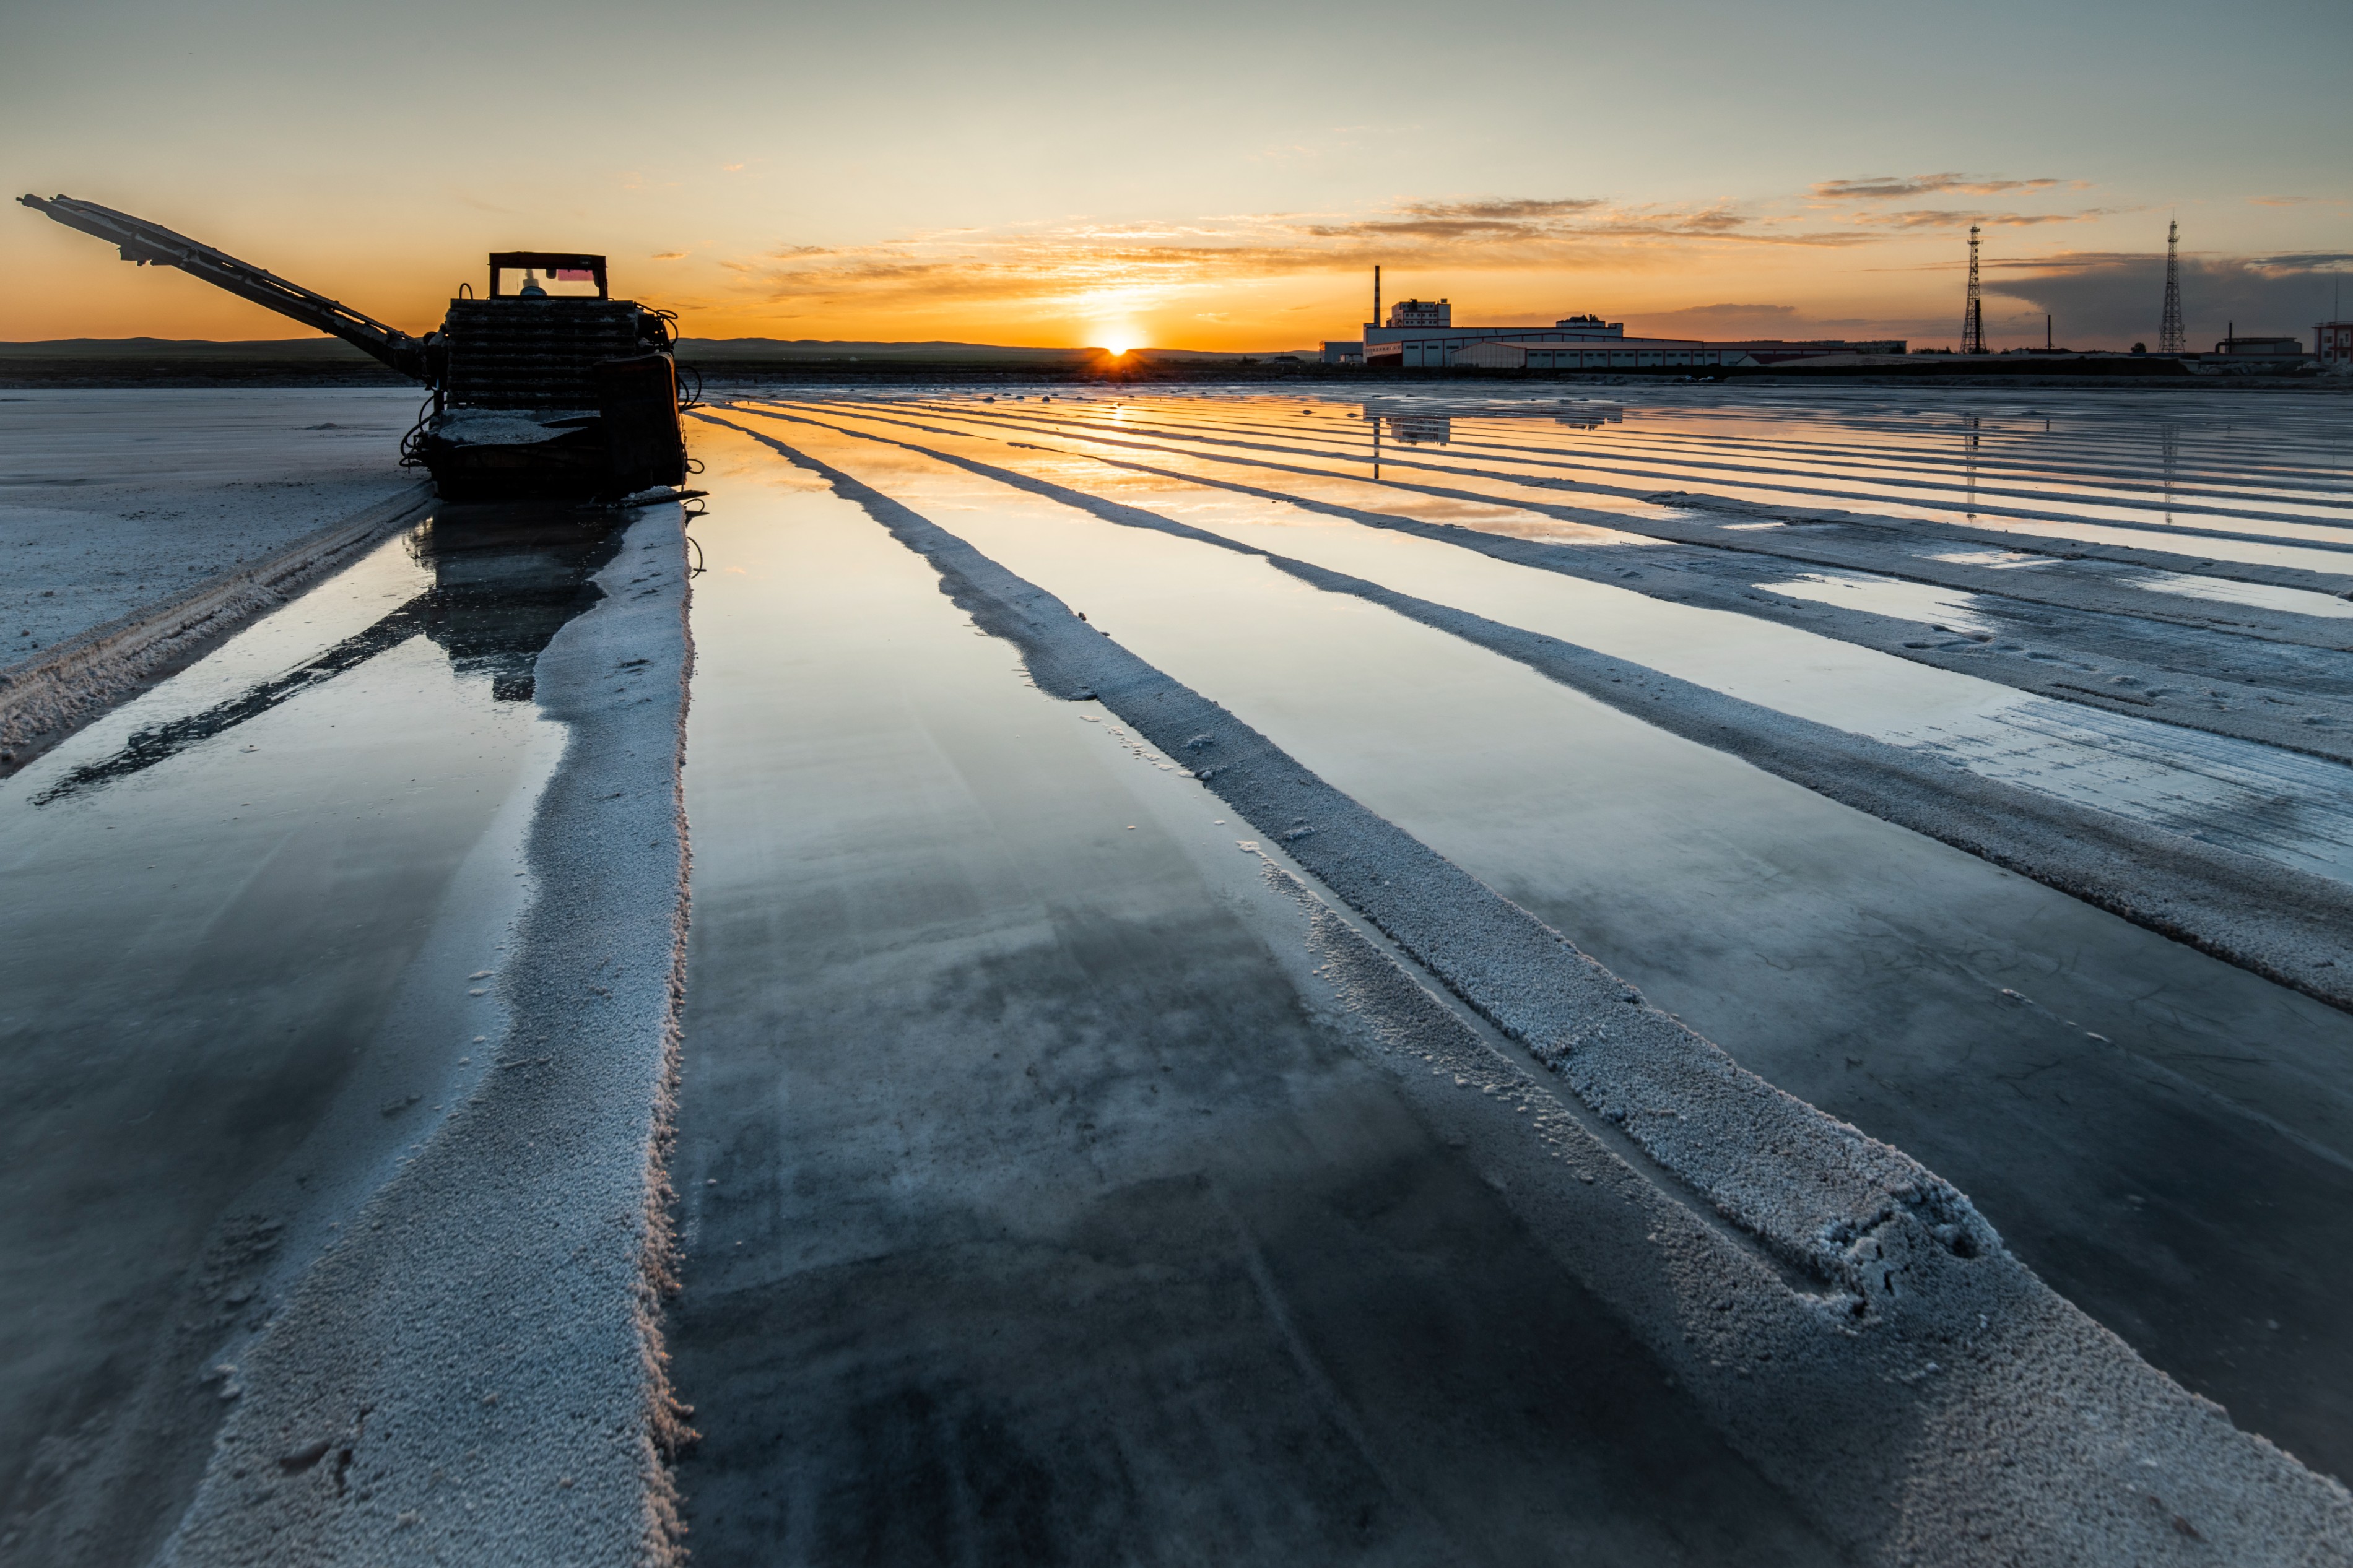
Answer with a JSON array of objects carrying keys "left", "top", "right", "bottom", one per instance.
[
  {"left": 1449, "top": 337, "right": 1749, "bottom": 370},
  {"left": 2216, "top": 332, "right": 2308, "bottom": 359},
  {"left": 1331, "top": 273, "right": 1907, "bottom": 369},
  {"left": 1364, "top": 312, "right": 1628, "bottom": 368},
  {"left": 1372, "top": 331, "right": 1907, "bottom": 370}
]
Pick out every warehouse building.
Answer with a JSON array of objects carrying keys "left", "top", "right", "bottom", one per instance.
[
  {"left": 1362, "top": 307, "right": 1628, "bottom": 367},
  {"left": 1366, "top": 336, "right": 1913, "bottom": 368}
]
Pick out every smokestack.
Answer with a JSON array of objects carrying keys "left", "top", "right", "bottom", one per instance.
[{"left": 1374, "top": 265, "right": 1381, "bottom": 331}]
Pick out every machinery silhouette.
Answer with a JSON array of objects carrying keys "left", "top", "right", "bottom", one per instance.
[{"left": 21, "top": 194, "right": 690, "bottom": 501}]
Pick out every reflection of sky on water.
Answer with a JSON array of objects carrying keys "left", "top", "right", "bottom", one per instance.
[
  {"left": 1877, "top": 696, "right": 2353, "bottom": 883},
  {"left": 2130, "top": 568, "right": 2353, "bottom": 619},
  {"left": 1752, "top": 569, "right": 2003, "bottom": 636},
  {"left": 750, "top": 389, "right": 2353, "bottom": 892}
]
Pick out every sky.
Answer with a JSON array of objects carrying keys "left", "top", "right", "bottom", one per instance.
[{"left": 2, "top": 0, "right": 2347, "bottom": 352}]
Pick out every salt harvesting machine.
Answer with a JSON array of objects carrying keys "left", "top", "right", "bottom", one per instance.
[{"left": 19, "top": 194, "right": 690, "bottom": 501}]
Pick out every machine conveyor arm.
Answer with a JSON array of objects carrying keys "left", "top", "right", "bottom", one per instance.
[{"left": 19, "top": 193, "right": 435, "bottom": 383}]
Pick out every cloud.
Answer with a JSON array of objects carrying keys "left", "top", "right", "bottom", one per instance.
[
  {"left": 650, "top": 250, "right": 687, "bottom": 261},
  {"left": 1986, "top": 251, "right": 2350, "bottom": 342},
  {"left": 2249, "top": 195, "right": 2314, "bottom": 206},
  {"left": 1848, "top": 208, "right": 2108, "bottom": 231},
  {"left": 713, "top": 194, "right": 1898, "bottom": 319},
  {"left": 1292, "top": 196, "right": 1857, "bottom": 249},
  {"left": 1814, "top": 173, "right": 2065, "bottom": 201},
  {"left": 1398, "top": 197, "right": 1605, "bottom": 221}
]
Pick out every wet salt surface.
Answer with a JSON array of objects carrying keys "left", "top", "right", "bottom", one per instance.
[
  {"left": 0, "top": 388, "right": 420, "bottom": 652},
  {"left": 1753, "top": 569, "right": 2003, "bottom": 633},
  {"left": 664, "top": 444, "right": 1836, "bottom": 1564},
  {"left": 2131, "top": 567, "right": 2353, "bottom": 618},
  {"left": 687, "top": 392, "right": 2353, "bottom": 1486},
  {"left": 0, "top": 502, "right": 624, "bottom": 1564},
  {"left": 751, "top": 397, "right": 2353, "bottom": 889}
]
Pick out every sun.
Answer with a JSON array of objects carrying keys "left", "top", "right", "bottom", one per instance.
[{"left": 1103, "top": 340, "right": 1131, "bottom": 358}]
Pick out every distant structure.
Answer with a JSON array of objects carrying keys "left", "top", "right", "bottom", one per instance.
[
  {"left": 1347, "top": 287, "right": 1900, "bottom": 370},
  {"left": 1960, "top": 226, "right": 1986, "bottom": 355},
  {"left": 2216, "top": 324, "right": 2307, "bottom": 359},
  {"left": 2320, "top": 319, "right": 2353, "bottom": 368},
  {"left": 2159, "top": 220, "right": 2186, "bottom": 355}
]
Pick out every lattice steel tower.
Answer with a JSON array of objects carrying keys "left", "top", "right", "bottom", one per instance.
[
  {"left": 1960, "top": 225, "right": 1986, "bottom": 353},
  {"left": 2159, "top": 219, "right": 2186, "bottom": 353}
]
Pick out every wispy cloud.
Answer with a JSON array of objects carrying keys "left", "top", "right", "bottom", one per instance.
[
  {"left": 1846, "top": 207, "right": 2110, "bottom": 230},
  {"left": 713, "top": 195, "right": 1895, "bottom": 321},
  {"left": 1814, "top": 173, "right": 2065, "bottom": 200}
]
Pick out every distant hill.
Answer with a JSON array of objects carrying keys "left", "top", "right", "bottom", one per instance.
[
  {"left": 679, "top": 339, "right": 1318, "bottom": 363},
  {"left": 0, "top": 336, "right": 1336, "bottom": 388},
  {"left": 0, "top": 337, "right": 381, "bottom": 359},
  {"left": 0, "top": 337, "right": 1320, "bottom": 363}
]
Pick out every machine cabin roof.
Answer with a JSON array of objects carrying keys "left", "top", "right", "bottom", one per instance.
[{"left": 487, "top": 252, "right": 610, "bottom": 299}]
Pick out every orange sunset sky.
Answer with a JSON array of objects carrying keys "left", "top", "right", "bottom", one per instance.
[{"left": 2, "top": 0, "right": 2346, "bottom": 353}]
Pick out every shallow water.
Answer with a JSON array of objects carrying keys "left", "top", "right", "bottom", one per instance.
[
  {"left": 0, "top": 503, "right": 624, "bottom": 1563},
  {"left": 685, "top": 387, "right": 2353, "bottom": 1486},
  {"left": 664, "top": 442, "right": 1837, "bottom": 1564},
  {"left": 742, "top": 396, "right": 2353, "bottom": 890}
]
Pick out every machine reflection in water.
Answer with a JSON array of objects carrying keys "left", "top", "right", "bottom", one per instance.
[{"left": 33, "top": 506, "right": 628, "bottom": 804}]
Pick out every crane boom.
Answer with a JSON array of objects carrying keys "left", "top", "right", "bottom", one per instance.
[{"left": 19, "top": 193, "right": 433, "bottom": 381}]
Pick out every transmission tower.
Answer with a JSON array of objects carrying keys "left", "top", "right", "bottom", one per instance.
[
  {"left": 2159, "top": 219, "right": 2186, "bottom": 354},
  {"left": 1960, "top": 225, "right": 1986, "bottom": 353}
]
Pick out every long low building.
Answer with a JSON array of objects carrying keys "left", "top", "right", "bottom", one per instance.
[
  {"left": 1445, "top": 337, "right": 1747, "bottom": 370},
  {"left": 1373, "top": 334, "right": 1910, "bottom": 370}
]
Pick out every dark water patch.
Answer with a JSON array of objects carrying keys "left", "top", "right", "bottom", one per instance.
[
  {"left": 0, "top": 500, "right": 627, "bottom": 1567},
  {"left": 30, "top": 505, "right": 626, "bottom": 803}
]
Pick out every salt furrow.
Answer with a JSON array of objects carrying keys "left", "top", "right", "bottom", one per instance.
[
  {"left": 909, "top": 396, "right": 2353, "bottom": 585},
  {"left": 750, "top": 401, "right": 2353, "bottom": 851},
  {"left": 705, "top": 409, "right": 2353, "bottom": 1010},
  {"left": 159, "top": 512, "right": 695, "bottom": 1568},
  {"left": 1040, "top": 394, "right": 2353, "bottom": 555},
  {"left": 872, "top": 394, "right": 2353, "bottom": 570},
  {"left": 1156, "top": 392, "right": 2353, "bottom": 504},
  {"left": 694, "top": 410, "right": 2353, "bottom": 1486},
  {"left": 1503, "top": 405, "right": 2353, "bottom": 495},
  {"left": 1635, "top": 491, "right": 2353, "bottom": 598},
  {"left": 792, "top": 399, "right": 2353, "bottom": 766},
  {"left": 660, "top": 464, "right": 1842, "bottom": 1561},
  {"left": 1020, "top": 397, "right": 2353, "bottom": 534},
  {"left": 0, "top": 483, "right": 435, "bottom": 769},
  {"left": 1181, "top": 401, "right": 2353, "bottom": 514},
  {"left": 1012, "top": 396, "right": 2353, "bottom": 553},
  {"left": 705, "top": 414, "right": 2353, "bottom": 1567}
]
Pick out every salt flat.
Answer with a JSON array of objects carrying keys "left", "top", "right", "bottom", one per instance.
[
  {"left": 1, "top": 388, "right": 419, "bottom": 653},
  {"left": 8, "top": 383, "right": 2353, "bottom": 1567}
]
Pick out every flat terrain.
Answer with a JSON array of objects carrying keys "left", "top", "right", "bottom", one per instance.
[
  {"left": 0, "top": 388, "right": 420, "bottom": 653},
  {"left": 6, "top": 384, "right": 2353, "bottom": 1566}
]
